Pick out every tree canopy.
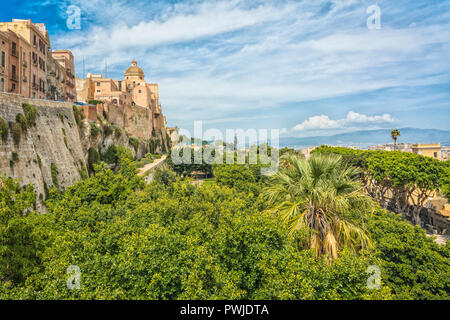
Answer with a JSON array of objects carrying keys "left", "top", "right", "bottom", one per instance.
[{"left": 0, "top": 149, "right": 448, "bottom": 300}]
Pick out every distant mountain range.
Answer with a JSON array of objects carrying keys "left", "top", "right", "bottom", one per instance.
[{"left": 279, "top": 128, "right": 450, "bottom": 150}]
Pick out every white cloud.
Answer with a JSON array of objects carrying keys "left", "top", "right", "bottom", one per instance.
[
  {"left": 293, "top": 111, "right": 394, "bottom": 131},
  {"left": 47, "top": 0, "right": 450, "bottom": 130}
]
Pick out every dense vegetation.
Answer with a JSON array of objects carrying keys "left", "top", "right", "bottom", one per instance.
[
  {"left": 313, "top": 146, "right": 448, "bottom": 226},
  {"left": 0, "top": 148, "right": 448, "bottom": 300}
]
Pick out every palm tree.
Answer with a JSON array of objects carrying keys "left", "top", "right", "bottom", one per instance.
[
  {"left": 264, "top": 153, "right": 373, "bottom": 259},
  {"left": 390, "top": 129, "right": 401, "bottom": 150}
]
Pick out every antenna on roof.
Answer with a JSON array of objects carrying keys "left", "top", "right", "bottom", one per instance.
[{"left": 104, "top": 58, "right": 108, "bottom": 78}]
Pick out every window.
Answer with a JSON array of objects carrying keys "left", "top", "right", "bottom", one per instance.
[
  {"left": 434, "top": 152, "right": 438, "bottom": 158},
  {"left": 138, "top": 90, "right": 142, "bottom": 93},
  {"left": 97, "top": 82, "right": 100, "bottom": 86},
  {"left": 0, "top": 78, "right": 4, "bottom": 92},
  {"left": 1, "top": 51, "right": 4, "bottom": 67},
  {"left": 11, "top": 42, "right": 17, "bottom": 56}
]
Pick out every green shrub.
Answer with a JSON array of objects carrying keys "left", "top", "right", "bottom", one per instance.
[
  {"left": 78, "top": 160, "right": 88, "bottom": 179},
  {"left": 114, "top": 126, "right": 122, "bottom": 138},
  {"left": 154, "top": 166, "right": 177, "bottom": 185},
  {"left": 50, "top": 163, "right": 59, "bottom": 188},
  {"left": 11, "top": 122, "right": 22, "bottom": 145},
  {"left": 16, "top": 113, "right": 27, "bottom": 131},
  {"left": 0, "top": 117, "right": 8, "bottom": 142},
  {"left": 129, "top": 137, "right": 139, "bottom": 152},
  {"left": 88, "top": 100, "right": 102, "bottom": 105},
  {"left": 87, "top": 147, "right": 100, "bottom": 173},
  {"left": 73, "top": 105, "right": 85, "bottom": 127},
  {"left": 22, "top": 103, "right": 37, "bottom": 127},
  {"left": 12, "top": 152, "right": 19, "bottom": 162},
  {"left": 90, "top": 123, "right": 101, "bottom": 138},
  {"left": 149, "top": 140, "right": 156, "bottom": 154},
  {"left": 103, "top": 124, "right": 113, "bottom": 136}
]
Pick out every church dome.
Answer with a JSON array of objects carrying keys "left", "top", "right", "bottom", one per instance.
[{"left": 125, "top": 60, "right": 144, "bottom": 77}]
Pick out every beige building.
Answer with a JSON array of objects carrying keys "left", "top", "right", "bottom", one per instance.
[
  {"left": 0, "top": 19, "right": 49, "bottom": 99},
  {"left": 0, "top": 31, "right": 9, "bottom": 92},
  {"left": 412, "top": 143, "right": 442, "bottom": 160},
  {"left": 46, "top": 53, "right": 66, "bottom": 101},
  {"left": 76, "top": 60, "right": 168, "bottom": 145},
  {"left": 0, "top": 19, "right": 74, "bottom": 102},
  {"left": 52, "top": 50, "right": 75, "bottom": 102}
]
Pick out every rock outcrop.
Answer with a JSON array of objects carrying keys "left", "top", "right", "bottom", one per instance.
[{"left": 0, "top": 92, "right": 168, "bottom": 211}]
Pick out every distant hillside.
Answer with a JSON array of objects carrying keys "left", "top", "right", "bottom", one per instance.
[{"left": 279, "top": 128, "right": 450, "bottom": 150}]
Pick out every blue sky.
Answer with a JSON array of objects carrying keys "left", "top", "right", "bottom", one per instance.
[{"left": 2, "top": 0, "right": 450, "bottom": 137}]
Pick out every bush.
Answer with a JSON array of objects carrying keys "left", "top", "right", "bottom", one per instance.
[
  {"left": 114, "top": 126, "right": 122, "bottom": 138},
  {"left": 88, "top": 100, "right": 102, "bottom": 105},
  {"left": 0, "top": 117, "right": 8, "bottom": 142},
  {"left": 154, "top": 166, "right": 177, "bottom": 185},
  {"left": 78, "top": 160, "right": 88, "bottom": 179},
  {"left": 10, "top": 122, "right": 21, "bottom": 145},
  {"left": 73, "top": 105, "right": 85, "bottom": 127},
  {"left": 103, "top": 124, "right": 113, "bottom": 137},
  {"left": 90, "top": 123, "right": 101, "bottom": 138},
  {"left": 129, "top": 137, "right": 139, "bottom": 153},
  {"left": 16, "top": 113, "right": 28, "bottom": 131},
  {"left": 50, "top": 163, "right": 59, "bottom": 188},
  {"left": 87, "top": 147, "right": 100, "bottom": 173},
  {"left": 22, "top": 103, "right": 37, "bottom": 127},
  {"left": 36, "top": 155, "right": 42, "bottom": 169}
]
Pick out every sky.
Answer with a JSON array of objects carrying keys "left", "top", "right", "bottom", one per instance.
[{"left": 2, "top": 0, "right": 450, "bottom": 138}]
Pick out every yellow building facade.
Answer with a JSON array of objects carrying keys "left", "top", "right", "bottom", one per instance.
[
  {"left": 75, "top": 61, "right": 168, "bottom": 146},
  {"left": 412, "top": 143, "right": 442, "bottom": 160},
  {"left": 0, "top": 31, "right": 9, "bottom": 93}
]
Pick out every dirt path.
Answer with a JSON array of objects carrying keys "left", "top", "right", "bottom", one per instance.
[
  {"left": 427, "top": 234, "right": 450, "bottom": 245},
  {"left": 137, "top": 154, "right": 167, "bottom": 177}
]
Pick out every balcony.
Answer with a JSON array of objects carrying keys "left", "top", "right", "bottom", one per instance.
[
  {"left": 23, "top": 75, "right": 27, "bottom": 82},
  {"left": 0, "top": 66, "right": 5, "bottom": 75},
  {"left": 22, "top": 60, "right": 28, "bottom": 68},
  {"left": 10, "top": 74, "right": 18, "bottom": 82},
  {"left": 32, "top": 59, "right": 38, "bottom": 66},
  {"left": 32, "top": 83, "right": 38, "bottom": 90},
  {"left": 66, "top": 69, "right": 75, "bottom": 79},
  {"left": 11, "top": 50, "right": 18, "bottom": 58}
]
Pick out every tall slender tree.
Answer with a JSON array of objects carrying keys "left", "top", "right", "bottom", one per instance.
[
  {"left": 264, "top": 153, "right": 373, "bottom": 259},
  {"left": 390, "top": 129, "right": 401, "bottom": 150}
]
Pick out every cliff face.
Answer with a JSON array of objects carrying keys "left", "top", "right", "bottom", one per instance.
[
  {"left": 0, "top": 92, "right": 168, "bottom": 211},
  {"left": 0, "top": 93, "right": 86, "bottom": 210}
]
